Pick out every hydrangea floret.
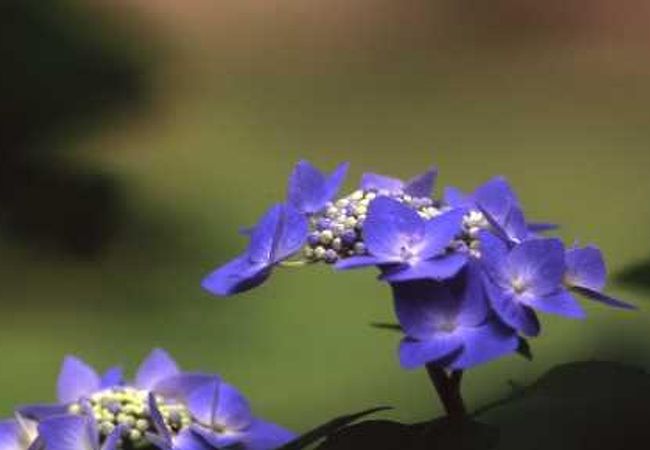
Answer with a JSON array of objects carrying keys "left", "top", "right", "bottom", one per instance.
[
  {"left": 12, "top": 349, "right": 294, "bottom": 450},
  {"left": 202, "top": 160, "right": 635, "bottom": 420}
]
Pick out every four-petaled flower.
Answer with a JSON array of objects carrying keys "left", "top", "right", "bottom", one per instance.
[
  {"left": 17, "top": 350, "right": 294, "bottom": 450},
  {"left": 394, "top": 264, "right": 519, "bottom": 369},
  {"left": 336, "top": 197, "right": 468, "bottom": 282},
  {"left": 480, "top": 232, "right": 586, "bottom": 337}
]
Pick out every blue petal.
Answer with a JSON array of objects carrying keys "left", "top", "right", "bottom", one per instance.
[
  {"left": 477, "top": 230, "right": 509, "bottom": 286},
  {"left": 360, "top": 173, "right": 404, "bottom": 193},
  {"left": 571, "top": 286, "right": 636, "bottom": 310},
  {"left": 155, "top": 373, "right": 221, "bottom": 401},
  {"left": 525, "top": 290, "right": 586, "bottom": 319},
  {"left": 240, "top": 419, "right": 296, "bottom": 450},
  {"left": 100, "top": 367, "right": 123, "bottom": 389},
  {"left": 448, "top": 319, "right": 519, "bottom": 370},
  {"left": 186, "top": 381, "right": 253, "bottom": 432},
  {"left": 213, "top": 383, "right": 254, "bottom": 432},
  {"left": 135, "top": 349, "right": 180, "bottom": 391},
  {"left": 147, "top": 394, "right": 172, "bottom": 445},
  {"left": 100, "top": 426, "right": 123, "bottom": 450},
  {"left": 169, "top": 430, "right": 211, "bottom": 450},
  {"left": 475, "top": 177, "right": 519, "bottom": 222},
  {"left": 363, "top": 197, "right": 425, "bottom": 259},
  {"left": 392, "top": 281, "right": 457, "bottom": 340},
  {"left": 334, "top": 255, "right": 384, "bottom": 270},
  {"left": 380, "top": 253, "right": 467, "bottom": 282},
  {"left": 456, "top": 262, "right": 490, "bottom": 327},
  {"left": 419, "top": 208, "right": 465, "bottom": 259},
  {"left": 270, "top": 204, "right": 308, "bottom": 262},
  {"left": 57, "top": 357, "right": 101, "bottom": 404},
  {"left": 403, "top": 168, "right": 437, "bottom": 198},
  {"left": 38, "top": 416, "right": 95, "bottom": 450},
  {"left": 528, "top": 222, "right": 558, "bottom": 233},
  {"left": 17, "top": 404, "right": 68, "bottom": 422},
  {"left": 483, "top": 275, "right": 540, "bottom": 336},
  {"left": 508, "top": 239, "right": 566, "bottom": 296},
  {"left": 201, "top": 255, "right": 271, "bottom": 297},
  {"left": 565, "top": 246, "right": 606, "bottom": 291},
  {"left": 183, "top": 377, "right": 220, "bottom": 426},
  {"left": 287, "top": 161, "right": 348, "bottom": 214},
  {"left": 189, "top": 426, "right": 241, "bottom": 449},
  {"left": 398, "top": 336, "right": 463, "bottom": 369},
  {"left": 480, "top": 202, "right": 528, "bottom": 244},
  {"left": 443, "top": 187, "right": 472, "bottom": 208},
  {"left": 247, "top": 205, "right": 284, "bottom": 265},
  {"left": 0, "top": 420, "right": 23, "bottom": 450}
]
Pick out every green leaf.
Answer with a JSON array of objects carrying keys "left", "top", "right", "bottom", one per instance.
[
  {"left": 369, "top": 322, "right": 403, "bottom": 332},
  {"left": 278, "top": 406, "right": 392, "bottom": 450}
]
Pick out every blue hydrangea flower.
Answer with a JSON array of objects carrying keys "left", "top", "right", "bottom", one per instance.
[
  {"left": 360, "top": 168, "right": 437, "bottom": 198},
  {"left": 564, "top": 245, "right": 635, "bottom": 309},
  {"left": 287, "top": 160, "right": 349, "bottom": 215},
  {"left": 393, "top": 264, "right": 519, "bottom": 369},
  {"left": 20, "top": 349, "right": 199, "bottom": 448},
  {"left": 202, "top": 203, "right": 308, "bottom": 296},
  {"left": 480, "top": 232, "right": 585, "bottom": 337},
  {"left": 0, "top": 416, "right": 38, "bottom": 450},
  {"left": 151, "top": 377, "right": 294, "bottom": 450},
  {"left": 18, "top": 350, "right": 292, "bottom": 450},
  {"left": 336, "top": 197, "right": 468, "bottom": 282},
  {"left": 38, "top": 415, "right": 122, "bottom": 450}
]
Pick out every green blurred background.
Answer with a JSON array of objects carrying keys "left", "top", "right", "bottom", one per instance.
[{"left": 1, "top": 0, "right": 649, "bottom": 434}]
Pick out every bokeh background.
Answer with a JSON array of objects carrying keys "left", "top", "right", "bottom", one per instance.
[{"left": 1, "top": 0, "right": 650, "bottom": 435}]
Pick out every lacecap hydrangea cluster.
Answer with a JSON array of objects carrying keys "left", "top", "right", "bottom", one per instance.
[
  {"left": 2, "top": 349, "right": 294, "bottom": 450},
  {"left": 203, "top": 161, "right": 634, "bottom": 370}
]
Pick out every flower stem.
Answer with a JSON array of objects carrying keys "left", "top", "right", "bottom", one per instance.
[{"left": 425, "top": 364, "right": 467, "bottom": 422}]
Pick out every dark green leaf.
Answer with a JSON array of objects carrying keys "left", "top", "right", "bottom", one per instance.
[
  {"left": 370, "top": 322, "right": 403, "bottom": 332},
  {"left": 278, "top": 406, "right": 392, "bottom": 450}
]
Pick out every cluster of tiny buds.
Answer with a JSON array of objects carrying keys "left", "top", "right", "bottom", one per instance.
[
  {"left": 303, "top": 189, "right": 441, "bottom": 264},
  {"left": 453, "top": 210, "right": 490, "bottom": 258},
  {"left": 68, "top": 387, "right": 191, "bottom": 446}
]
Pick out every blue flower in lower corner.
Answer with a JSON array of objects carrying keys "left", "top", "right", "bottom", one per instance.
[
  {"left": 18, "top": 350, "right": 293, "bottom": 450},
  {"left": 0, "top": 415, "right": 38, "bottom": 450},
  {"left": 392, "top": 264, "right": 519, "bottom": 370},
  {"left": 202, "top": 203, "right": 308, "bottom": 296}
]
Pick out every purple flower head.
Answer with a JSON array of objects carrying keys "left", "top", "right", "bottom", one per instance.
[
  {"left": 336, "top": 197, "right": 468, "bottom": 282},
  {"left": 202, "top": 203, "right": 308, "bottom": 296},
  {"left": 480, "top": 232, "right": 585, "bottom": 337},
  {"left": 564, "top": 246, "right": 635, "bottom": 310},
  {"left": 360, "top": 167, "right": 437, "bottom": 198},
  {"left": 38, "top": 415, "right": 122, "bottom": 450},
  {"left": 151, "top": 377, "right": 294, "bottom": 450},
  {"left": 393, "top": 264, "right": 519, "bottom": 370},
  {"left": 0, "top": 416, "right": 38, "bottom": 450},
  {"left": 287, "top": 160, "right": 349, "bottom": 215}
]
